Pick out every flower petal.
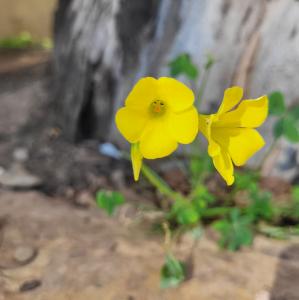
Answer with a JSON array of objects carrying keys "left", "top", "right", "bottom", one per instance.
[
  {"left": 212, "top": 127, "right": 265, "bottom": 166},
  {"left": 168, "top": 107, "right": 198, "bottom": 144},
  {"left": 212, "top": 149, "right": 234, "bottom": 185},
  {"left": 140, "top": 119, "right": 178, "bottom": 159},
  {"left": 125, "top": 77, "right": 158, "bottom": 110},
  {"left": 198, "top": 114, "right": 221, "bottom": 156},
  {"left": 215, "top": 95, "right": 268, "bottom": 128},
  {"left": 217, "top": 86, "right": 243, "bottom": 115},
  {"left": 157, "top": 77, "right": 194, "bottom": 112},
  {"left": 131, "top": 143, "right": 143, "bottom": 181},
  {"left": 115, "top": 107, "right": 148, "bottom": 143}
]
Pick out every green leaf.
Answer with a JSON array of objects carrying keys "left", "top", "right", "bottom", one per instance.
[
  {"left": 292, "top": 186, "right": 299, "bottom": 202},
  {"left": 168, "top": 53, "right": 199, "bottom": 80},
  {"left": 234, "top": 171, "right": 259, "bottom": 191},
  {"left": 289, "top": 105, "right": 299, "bottom": 120},
  {"left": 273, "top": 118, "right": 284, "bottom": 139},
  {"left": 273, "top": 117, "right": 299, "bottom": 142},
  {"left": 0, "top": 32, "right": 33, "bottom": 49},
  {"left": 268, "top": 91, "right": 286, "bottom": 116},
  {"left": 170, "top": 200, "right": 199, "bottom": 225},
  {"left": 247, "top": 189, "right": 273, "bottom": 221},
  {"left": 282, "top": 117, "right": 299, "bottom": 142},
  {"left": 95, "top": 190, "right": 125, "bottom": 216},
  {"left": 213, "top": 209, "right": 253, "bottom": 251},
  {"left": 160, "top": 254, "right": 185, "bottom": 288},
  {"left": 190, "top": 152, "right": 214, "bottom": 185}
]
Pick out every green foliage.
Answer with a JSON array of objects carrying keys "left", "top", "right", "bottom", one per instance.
[
  {"left": 190, "top": 152, "right": 214, "bottom": 186},
  {"left": 234, "top": 171, "right": 259, "bottom": 191},
  {"left": 0, "top": 32, "right": 53, "bottom": 50},
  {"left": 191, "top": 185, "right": 215, "bottom": 216},
  {"left": 269, "top": 91, "right": 299, "bottom": 143},
  {"left": 268, "top": 91, "right": 286, "bottom": 116},
  {"left": 213, "top": 209, "right": 253, "bottom": 251},
  {"left": 246, "top": 185, "right": 273, "bottom": 222},
  {"left": 290, "top": 185, "right": 299, "bottom": 219},
  {"left": 170, "top": 199, "right": 199, "bottom": 225},
  {"left": 274, "top": 117, "right": 299, "bottom": 142},
  {"left": 95, "top": 190, "right": 125, "bottom": 216},
  {"left": 160, "top": 254, "right": 185, "bottom": 288},
  {"left": 169, "top": 53, "right": 199, "bottom": 80},
  {"left": 292, "top": 185, "right": 299, "bottom": 201},
  {"left": 289, "top": 105, "right": 299, "bottom": 120},
  {"left": 0, "top": 32, "right": 33, "bottom": 49}
]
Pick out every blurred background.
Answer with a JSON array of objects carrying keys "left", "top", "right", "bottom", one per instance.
[{"left": 0, "top": 0, "right": 299, "bottom": 299}]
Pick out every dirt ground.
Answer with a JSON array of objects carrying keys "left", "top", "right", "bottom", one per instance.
[{"left": 1, "top": 51, "right": 299, "bottom": 300}]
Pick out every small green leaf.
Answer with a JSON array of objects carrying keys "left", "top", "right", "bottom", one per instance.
[
  {"left": 273, "top": 117, "right": 299, "bottom": 142},
  {"left": 160, "top": 254, "right": 185, "bottom": 288},
  {"left": 234, "top": 171, "right": 259, "bottom": 191},
  {"left": 273, "top": 118, "right": 284, "bottom": 139},
  {"left": 95, "top": 190, "right": 125, "bottom": 216},
  {"left": 289, "top": 105, "right": 299, "bottom": 120},
  {"left": 292, "top": 186, "right": 299, "bottom": 202},
  {"left": 170, "top": 200, "right": 199, "bottom": 225},
  {"left": 168, "top": 53, "right": 199, "bottom": 80},
  {"left": 268, "top": 91, "right": 286, "bottom": 116},
  {"left": 282, "top": 117, "right": 299, "bottom": 142},
  {"left": 247, "top": 189, "right": 273, "bottom": 221},
  {"left": 213, "top": 209, "right": 253, "bottom": 251},
  {"left": 0, "top": 32, "right": 33, "bottom": 49}
]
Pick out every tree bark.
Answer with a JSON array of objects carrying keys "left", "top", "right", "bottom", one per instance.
[{"left": 53, "top": 0, "right": 299, "bottom": 180}]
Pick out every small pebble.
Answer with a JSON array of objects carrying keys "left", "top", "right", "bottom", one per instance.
[
  {"left": 14, "top": 246, "right": 37, "bottom": 265},
  {"left": 19, "top": 279, "right": 41, "bottom": 292}
]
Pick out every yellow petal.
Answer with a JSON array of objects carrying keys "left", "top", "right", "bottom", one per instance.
[
  {"left": 140, "top": 119, "right": 178, "bottom": 159},
  {"left": 157, "top": 77, "right": 194, "bottom": 112},
  {"left": 198, "top": 114, "right": 210, "bottom": 137},
  {"left": 125, "top": 77, "right": 158, "bottom": 110},
  {"left": 131, "top": 143, "right": 143, "bottom": 181},
  {"left": 217, "top": 86, "right": 243, "bottom": 115},
  {"left": 212, "top": 149, "right": 234, "bottom": 185},
  {"left": 215, "top": 95, "right": 268, "bottom": 128},
  {"left": 212, "top": 127, "right": 265, "bottom": 166},
  {"left": 168, "top": 107, "right": 198, "bottom": 144},
  {"left": 198, "top": 114, "right": 220, "bottom": 156},
  {"left": 115, "top": 107, "right": 148, "bottom": 143}
]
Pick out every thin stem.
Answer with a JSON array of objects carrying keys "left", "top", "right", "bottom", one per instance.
[
  {"left": 196, "top": 66, "right": 212, "bottom": 108},
  {"left": 141, "top": 163, "right": 182, "bottom": 201}
]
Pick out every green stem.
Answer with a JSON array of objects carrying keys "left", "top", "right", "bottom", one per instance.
[
  {"left": 202, "top": 207, "right": 232, "bottom": 218},
  {"left": 196, "top": 67, "right": 212, "bottom": 107},
  {"left": 141, "top": 163, "right": 181, "bottom": 201}
]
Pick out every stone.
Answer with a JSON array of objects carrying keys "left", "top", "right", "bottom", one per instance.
[
  {"left": 74, "top": 191, "right": 95, "bottom": 208},
  {"left": 14, "top": 245, "right": 37, "bottom": 265},
  {"left": 0, "top": 163, "right": 42, "bottom": 189},
  {"left": 13, "top": 147, "right": 29, "bottom": 162}
]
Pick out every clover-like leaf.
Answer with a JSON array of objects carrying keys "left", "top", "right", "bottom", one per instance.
[
  {"left": 96, "top": 190, "right": 125, "bottom": 216},
  {"left": 169, "top": 53, "right": 199, "bottom": 80},
  {"left": 268, "top": 91, "right": 286, "bottom": 116},
  {"left": 160, "top": 254, "right": 185, "bottom": 288},
  {"left": 213, "top": 209, "right": 253, "bottom": 251}
]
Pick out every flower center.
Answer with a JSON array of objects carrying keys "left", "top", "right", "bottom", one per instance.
[{"left": 149, "top": 100, "right": 166, "bottom": 116}]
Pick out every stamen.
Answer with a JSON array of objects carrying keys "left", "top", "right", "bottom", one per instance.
[{"left": 149, "top": 99, "right": 166, "bottom": 116}]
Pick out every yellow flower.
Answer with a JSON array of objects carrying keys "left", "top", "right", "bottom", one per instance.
[
  {"left": 198, "top": 87, "right": 268, "bottom": 185},
  {"left": 116, "top": 77, "right": 198, "bottom": 181}
]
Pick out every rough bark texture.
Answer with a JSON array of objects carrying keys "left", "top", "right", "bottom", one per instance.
[
  {"left": 53, "top": 0, "right": 299, "bottom": 181},
  {"left": 53, "top": 0, "right": 159, "bottom": 141}
]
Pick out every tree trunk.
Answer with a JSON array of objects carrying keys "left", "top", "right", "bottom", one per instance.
[{"left": 53, "top": 0, "right": 299, "bottom": 180}]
